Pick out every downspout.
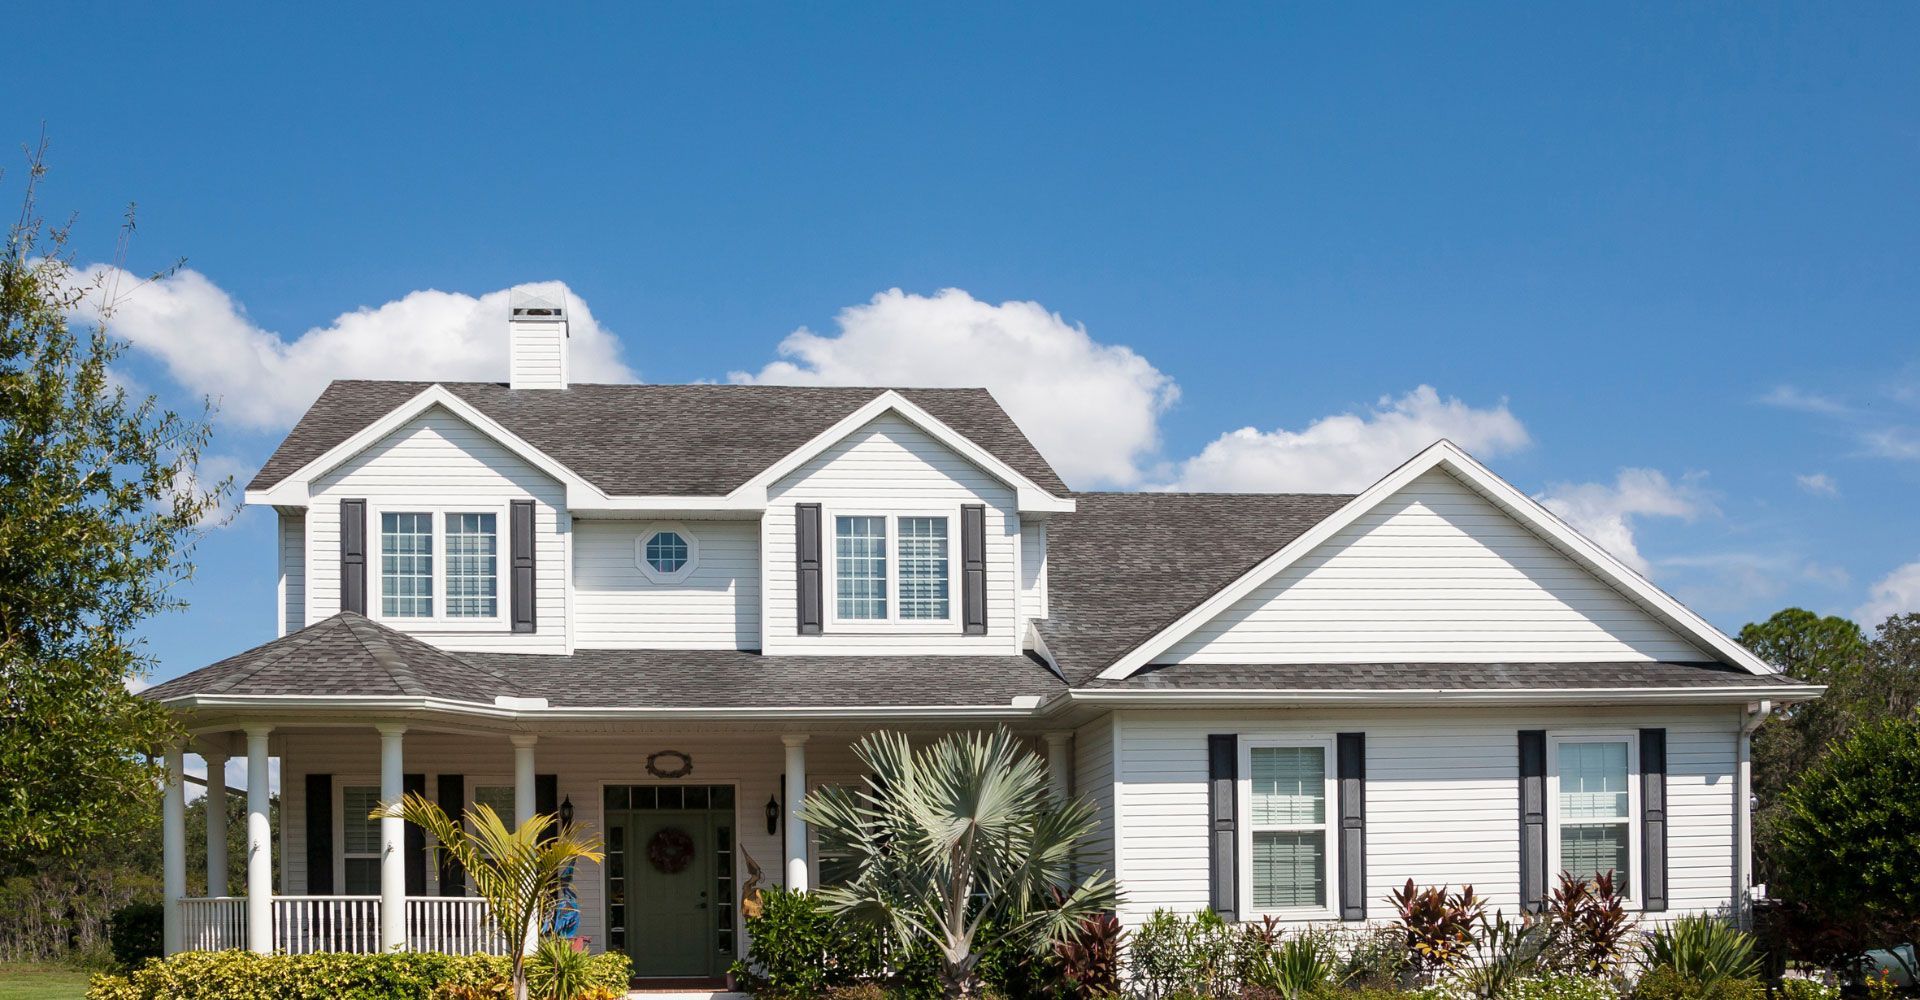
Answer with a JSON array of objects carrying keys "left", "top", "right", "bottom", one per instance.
[{"left": 1736, "top": 699, "right": 1772, "bottom": 929}]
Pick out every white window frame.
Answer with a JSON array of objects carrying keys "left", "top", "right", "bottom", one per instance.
[
  {"left": 633, "top": 522, "right": 701, "bottom": 584},
  {"left": 369, "top": 501, "right": 510, "bottom": 629},
  {"left": 336, "top": 781, "right": 384, "bottom": 896},
  {"left": 1546, "top": 731, "right": 1642, "bottom": 907},
  {"left": 1237, "top": 735, "right": 1340, "bottom": 921},
  {"left": 824, "top": 506, "right": 960, "bottom": 632}
]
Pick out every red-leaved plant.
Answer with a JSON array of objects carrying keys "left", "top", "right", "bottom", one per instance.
[
  {"left": 1053, "top": 911, "right": 1127, "bottom": 999},
  {"left": 1389, "top": 879, "right": 1486, "bottom": 981},
  {"left": 1544, "top": 870, "right": 1636, "bottom": 977}
]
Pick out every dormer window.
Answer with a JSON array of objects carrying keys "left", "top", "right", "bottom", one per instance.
[
  {"left": 635, "top": 524, "right": 700, "bottom": 583},
  {"left": 374, "top": 507, "right": 504, "bottom": 625},
  {"left": 832, "top": 513, "right": 953, "bottom": 625}
]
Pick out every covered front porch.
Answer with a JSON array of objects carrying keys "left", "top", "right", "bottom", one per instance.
[{"left": 160, "top": 717, "right": 1077, "bottom": 976}]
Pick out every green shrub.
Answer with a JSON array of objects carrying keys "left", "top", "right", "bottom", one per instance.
[
  {"left": 1131, "top": 908, "right": 1249, "bottom": 997},
  {"left": 1775, "top": 977, "right": 1841, "bottom": 1000},
  {"left": 732, "top": 885, "right": 887, "bottom": 997},
  {"left": 1247, "top": 931, "right": 1344, "bottom": 1000},
  {"left": 1626, "top": 967, "right": 1760, "bottom": 1000},
  {"left": 83, "top": 949, "right": 631, "bottom": 1000},
  {"left": 106, "top": 903, "right": 163, "bottom": 970},
  {"left": 527, "top": 936, "right": 624, "bottom": 1000},
  {"left": 1639, "top": 917, "right": 1759, "bottom": 989},
  {"left": 1773, "top": 719, "right": 1920, "bottom": 930},
  {"left": 1502, "top": 973, "right": 1620, "bottom": 1000}
]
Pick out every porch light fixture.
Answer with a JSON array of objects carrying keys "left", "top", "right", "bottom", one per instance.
[
  {"left": 559, "top": 795, "right": 574, "bottom": 830},
  {"left": 766, "top": 786, "right": 781, "bottom": 836}
]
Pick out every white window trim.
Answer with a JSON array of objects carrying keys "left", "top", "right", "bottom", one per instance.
[
  {"left": 335, "top": 780, "right": 383, "bottom": 897},
  {"left": 368, "top": 501, "right": 511, "bottom": 630},
  {"left": 1237, "top": 734, "right": 1340, "bottom": 922},
  {"left": 823, "top": 506, "right": 960, "bottom": 632},
  {"left": 1546, "top": 731, "right": 1642, "bottom": 908},
  {"left": 634, "top": 522, "right": 701, "bottom": 584}
]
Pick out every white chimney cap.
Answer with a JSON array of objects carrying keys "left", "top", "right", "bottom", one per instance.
[{"left": 509, "top": 287, "right": 566, "bottom": 321}]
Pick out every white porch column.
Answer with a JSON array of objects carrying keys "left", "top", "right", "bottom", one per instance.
[
  {"left": 378, "top": 724, "right": 407, "bottom": 951},
  {"left": 511, "top": 734, "right": 538, "bottom": 955},
  {"left": 245, "top": 726, "right": 274, "bottom": 954},
  {"left": 782, "top": 735, "right": 809, "bottom": 892},
  {"left": 204, "top": 750, "right": 228, "bottom": 897},
  {"left": 1044, "top": 732, "right": 1074, "bottom": 803},
  {"left": 162, "top": 743, "right": 186, "bottom": 955},
  {"left": 511, "top": 735, "right": 537, "bottom": 827}
]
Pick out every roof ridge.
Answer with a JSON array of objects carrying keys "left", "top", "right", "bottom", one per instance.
[
  {"left": 204, "top": 619, "right": 330, "bottom": 694},
  {"left": 338, "top": 613, "right": 429, "bottom": 697}
]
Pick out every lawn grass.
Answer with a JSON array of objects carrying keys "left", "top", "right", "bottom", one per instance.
[{"left": 0, "top": 963, "right": 95, "bottom": 1000}]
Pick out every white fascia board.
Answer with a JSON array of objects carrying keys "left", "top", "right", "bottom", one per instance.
[
  {"left": 157, "top": 692, "right": 1049, "bottom": 721},
  {"left": 1095, "top": 439, "right": 1777, "bottom": 680},
  {"left": 1068, "top": 684, "right": 1825, "bottom": 708},
  {"left": 733, "top": 390, "right": 1076, "bottom": 514},
  {"left": 247, "top": 385, "right": 611, "bottom": 509}
]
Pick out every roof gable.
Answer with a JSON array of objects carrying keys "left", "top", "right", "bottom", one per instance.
[
  {"left": 1094, "top": 441, "right": 1775, "bottom": 679},
  {"left": 247, "top": 382, "right": 1070, "bottom": 503}
]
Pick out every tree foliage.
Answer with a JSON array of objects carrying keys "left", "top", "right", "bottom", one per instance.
[
  {"left": 1770, "top": 716, "right": 1920, "bottom": 974},
  {"left": 797, "top": 728, "right": 1119, "bottom": 998}
]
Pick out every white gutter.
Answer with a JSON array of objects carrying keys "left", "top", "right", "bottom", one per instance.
[
  {"left": 1067, "top": 685, "right": 1824, "bottom": 707},
  {"left": 159, "top": 692, "right": 1049, "bottom": 722},
  {"left": 1735, "top": 699, "right": 1772, "bottom": 929}
]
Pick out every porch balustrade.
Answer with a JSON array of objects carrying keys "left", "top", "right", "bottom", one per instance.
[{"left": 172, "top": 895, "right": 501, "bottom": 955}]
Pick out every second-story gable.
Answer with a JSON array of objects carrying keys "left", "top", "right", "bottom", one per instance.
[
  {"left": 761, "top": 410, "right": 1029, "bottom": 655},
  {"left": 301, "top": 403, "right": 571, "bottom": 653}
]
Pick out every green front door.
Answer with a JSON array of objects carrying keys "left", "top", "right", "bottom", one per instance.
[{"left": 604, "top": 785, "right": 737, "bottom": 980}]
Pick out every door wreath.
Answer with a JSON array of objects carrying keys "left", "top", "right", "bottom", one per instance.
[{"left": 647, "top": 827, "right": 696, "bottom": 874}]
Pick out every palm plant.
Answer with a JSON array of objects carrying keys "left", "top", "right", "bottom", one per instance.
[
  {"left": 1641, "top": 914, "right": 1761, "bottom": 988},
  {"left": 379, "top": 792, "right": 604, "bottom": 1000},
  {"left": 797, "top": 728, "right": 1119, "bottom": 998}
]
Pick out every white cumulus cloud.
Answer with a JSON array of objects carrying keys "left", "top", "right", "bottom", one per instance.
[
  {"left": 730, "top": 288, "right": 1178, "bottom": 488},
  {"left": 1538, "top": 468, "right": 1711, "bottom": 575},
  {"left": 68, "top": 268, "right": 637, "bottom": 430},
  {"left": 1165, "top": 385, "right": 1530, "bottom": 492},
  {"left": 1856, "top": 560, "right": 1920, "bottom": 628},
  {"left": 1794, "top": 472, "right": 1839, "bottom": 497}
]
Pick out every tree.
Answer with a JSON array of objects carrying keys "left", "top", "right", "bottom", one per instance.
[
  {"left": 0, "top": 139, "right": 229, "bottom": 862},
  {"left": 1771, "top": 717, "right": 1920, "bottom": 980},
  {"left": 387, "top": 794, "right": 603, "bottom": 1000},
  {"left": 798, "top": 728, "right": 1119, "bottom": 999}
]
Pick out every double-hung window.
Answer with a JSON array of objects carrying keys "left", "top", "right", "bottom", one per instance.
[
  {"left": 1550, "top": 735, "right": 1638, "bottom": 898},
  {"left": 341, "top": 785, "right": 382, "bottom": 894},
  {"left": 1241, "top": 739, "right": 1337, "bottom": 916},
  {"left": 376, "top": 508, "right": 503, "bottom": 624},
  {"left": 831, "top": 513, "right": 953, "bottom": 625}
]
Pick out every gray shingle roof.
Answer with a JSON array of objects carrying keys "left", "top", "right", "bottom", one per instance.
[
  {"left": 248, "top": 382, "right": 1068, "bottom": 496},
  {"left": 1086, "top": 661, "right": 1803, "bottom": 691},
  {"left": 147, "top": 613, "right": 1064, "bottom": 709},
  {"left": 1037, "top": 491, "right": 1356, "bottom": 684}
]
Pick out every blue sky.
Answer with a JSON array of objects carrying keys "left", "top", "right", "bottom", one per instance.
[{"left": 5, "top": 3, "right": 1918, "bottom": 686}]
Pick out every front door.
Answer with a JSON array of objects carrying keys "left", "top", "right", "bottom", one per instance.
[{"left": 604, "top": 785, "right": 737, "bottom": 980}]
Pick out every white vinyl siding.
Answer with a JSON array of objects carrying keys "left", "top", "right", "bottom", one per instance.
[
  {"left": 762, "top": 413, "right": 1020, "bottom": 654},
  {"left": 1019, "top": 522, "right": 1048, "bottom": 621},
  {"left": 306, "top": 405, "right": 569, "bottom": 653},
  {"left": 1074, "top": 714, "right": 1117, "bottom": 875},
  {"left": 1110, "top": 706, "right": 1739, "bottom": 927},
  {"left": 572, "top": 520, "right": 761, "bottom": 650},
  {"left": 1160, "top": 468, "right": 1711, "bottom": 665},
  {"left": 279, "top": 511, "right": 306, "bottom": 635}
]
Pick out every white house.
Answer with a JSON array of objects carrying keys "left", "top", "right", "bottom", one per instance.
[{"left": 146, "top": 288, "right": 1819, "bottom": 988}]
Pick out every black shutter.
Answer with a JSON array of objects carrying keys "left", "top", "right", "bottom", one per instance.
[
  {"left": 437, "top": 774, "right": 466, "bottom": 897},
  {"left": 961, "top": 504, "right": 988, "bottom": 635},
  {"left": 339, "top": 500, "right": 366, "bottom": 614},
  {"left": 1518, "top": 730, "right": 1548, "bottom": 913},
  {"left": 1207, "top": 734, "right": 1238, "bottom": 920},
  {"left": 305, "top": 774, "right": 334, "bottom": 895},
  {"left": 403, "top": 773, "right": 426, "bottom": 894},
  {"left": 1337, "top": 733, "right": 1368, "bottom": 920},
  {"left": 1641, "top": 728, "right": 1669, "bottom": 911},
  {"left": 537, "top": 774, "right": 559, "bottom": 844},
  {"left": 796, "top": 504, "right": 823, "bottom": 635},
  {"left": 510, "top": 500, "right": 537, "bottom": 633}
]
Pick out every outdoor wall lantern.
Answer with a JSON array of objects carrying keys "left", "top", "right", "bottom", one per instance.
[
  {"left": 559, "top": 795, "right": 574, "bottom": 830},
  {"left": 766, "top": 782, "right": 781, "bottom": 836}
]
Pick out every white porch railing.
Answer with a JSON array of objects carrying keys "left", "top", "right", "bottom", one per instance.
[
  {"left": 272, "top": 895, "right": 382, "bottom": 953},
  {"left": 176, "top": 896, "right": 501, "bottom": 955},
  {"left": 407, "top": 897, "right": 507, "bottom": 955},
  {"left": 179, "top": 897, "right": 247, "bottom": 951}
]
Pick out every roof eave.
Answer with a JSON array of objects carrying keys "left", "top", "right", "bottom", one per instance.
[
  {"left": 152, "top": 692, "right": 1052, "bottom": 723},
  {"left": 1067, "top": 684, "right": 1825, "bottom": 708}
]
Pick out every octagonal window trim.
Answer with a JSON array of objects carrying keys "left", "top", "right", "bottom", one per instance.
[{"left": 634, "top": 523, "right": 700, "bottom": 584}]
